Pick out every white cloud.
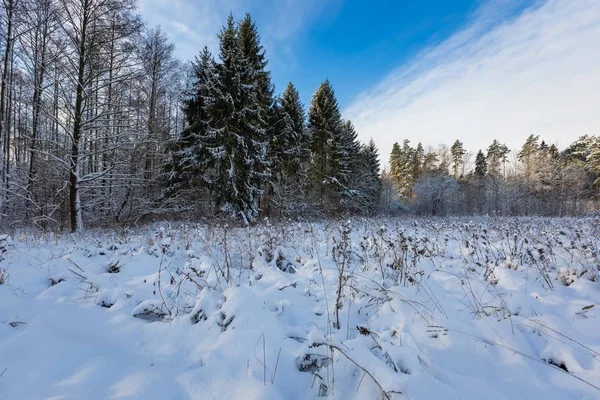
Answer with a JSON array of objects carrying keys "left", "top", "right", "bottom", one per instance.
[
  {"left": 138, "top": 0, "right": 333, "bottom": 62},
  {"left": 344, "top": 0, "right": 600, "bottom": 167}
]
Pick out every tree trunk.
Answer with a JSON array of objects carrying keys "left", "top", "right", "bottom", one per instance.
[
  {"left": 0, "top": 0, "right": 16, "bottom": 215},
  {"left": 69, "top": 2, "right": 89, "bottom": 232}
]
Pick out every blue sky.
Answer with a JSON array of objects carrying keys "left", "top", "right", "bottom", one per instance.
[
  {"left": 271, "top": 0, "right": 484, "bottom": 107},
  {"left": 139, "top": 0, "right": 517, "bottom": 106},
  {"left": 140, "top": 0, "right": 600, "bottom": 165}
]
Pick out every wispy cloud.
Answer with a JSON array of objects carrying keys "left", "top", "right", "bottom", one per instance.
[
  {"left": 344, "top": 0, "right": 600, "bottom": 166},
  {"left": 138, "top": 0, "right": 334, "bottom": 62}
]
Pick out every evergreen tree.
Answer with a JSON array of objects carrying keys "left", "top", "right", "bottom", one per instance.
[
  {"left": 268, "top": 82, "right": 308, "bottom": 215},
  {"left": 199, "top": 14, "right": 270, "bottom": 224},
  {"left": 307, "top": 79, "right": 343, "bottom": 207},
  {"left": 271, "top": 82, "right": 307, "bottom": 177},
  {"left": 331, "top": 120, "right": 361, "bottom": 203},
  {"left": 238, "top": 13, "right": 274, "bottom": 127},
  {"left": 475, "top": 150, "right": 487, "bottom": 178},
  {"left": 562, "top": 136, "right": 590, "bottom": 163},
  {"left": 518, "top": 134, "right": 540, "bottom": 179},
  {"left": 422, "top": 151, "right": 439, "bottom": 175},
  {"left": 392, "top": 139, "right": 414, "bottom": 198},
  {"left": 450, "top": 139, "right": 466, "bottom": 178},
  {"left": 400, "top": 140, "right": 414, "bottom": 185},
  {"left": 486, "top": 139, "right": 510, "bottom": 177},
  {"left": 166, "top": 47, "right": 216, "bottom": 196},
  {"left": 356, "top": 139, "right": 382, "bottom": 212},
  {"left": 389, "top": 142, "right": 402, "bottom": 192},
  {"left": 412, "top": 142, "right": 425, "bottom": 181}
]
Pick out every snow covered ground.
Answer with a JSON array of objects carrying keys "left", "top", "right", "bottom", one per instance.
[{"left": 1, "top": 217, "right": 599, "bottom": 399}]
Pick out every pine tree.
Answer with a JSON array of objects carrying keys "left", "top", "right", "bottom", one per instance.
[
  {"left": 421, "top": 151, "right": 438, "bottom": 175},
  {"left": 486, "top": 139, "right": 510, "bottom": 177},
  {"left": 389, "top": 142, "right": 402, "bottom": 192},
  {"left": 412, "top": 142, "right": 425, "bottom": 181},
  {"left": 394, "top": 140, "right": 414, "bottom": 198},
  {"left": 475, "top": 150, "right": 487, "bottom": 178},
  {"left": 307, "top": 79, "right": 343, "bottom": 207},
  {"left": 519, "top": 134, "right": 540, "bottom": 179},
  {"left": 450, "top": 140, "right": 466, "bottom": 179},
  {"left": 400, "top": 140, "right": 414, "bottom": 182},
  {"left": 388, "top": 140, "right": 415, "bottom": 199},
  {"left": 473, "top": 149, "right": 488, "bottom": 213}
]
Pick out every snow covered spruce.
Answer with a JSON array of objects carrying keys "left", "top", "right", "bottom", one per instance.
[{"left": 1, "top": 217, "right": 600, "bottom": 399}]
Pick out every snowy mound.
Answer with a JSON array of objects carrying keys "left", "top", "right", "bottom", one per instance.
[{"left": 1, "top": 217, "right": 599, "bottom": 399}]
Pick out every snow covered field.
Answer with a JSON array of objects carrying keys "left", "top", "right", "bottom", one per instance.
[{"left": 1, "top": 217, "right": 599, "bottom": 399}]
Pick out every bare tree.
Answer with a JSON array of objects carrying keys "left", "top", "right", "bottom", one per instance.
[{"left": 55, "top": 0, "right": 141, "bottom": 232}]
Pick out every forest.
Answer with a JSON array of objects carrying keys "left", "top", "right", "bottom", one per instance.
[{"left": 0, "top": 0, "right": 598, "bottom": 233}]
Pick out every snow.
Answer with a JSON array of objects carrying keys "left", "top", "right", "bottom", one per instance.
[{"left": 1, "top": 218, "right": 599, "bottom": 399}]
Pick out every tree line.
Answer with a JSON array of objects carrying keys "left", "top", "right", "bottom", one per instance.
[
  {"left": 1, "top": 0, "right": 597, "bottom": 231},
  {"left": 0, "top": 5, "right": 381, "bottom": 231},
  {"left": 385, "top": 135, "right": 600, "bottom": 216}
]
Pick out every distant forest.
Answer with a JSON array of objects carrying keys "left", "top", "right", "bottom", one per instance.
[
  {"left": 385, "top": 135, "right": 600, "bottom": 217},
  {"left": 0, "top": 2, "right": 598, "bottom": 232}
]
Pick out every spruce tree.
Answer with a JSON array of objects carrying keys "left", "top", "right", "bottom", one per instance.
[
  {"left": 356, "top": 139, "right": 381, "bottom": 212},
  {"left": 200, "top": 14, "right": 270, "bottom": 224},
  {"left": 269, "top": 82, "right": 308, "bottom": 215},
  {"left": 331, "top": 120, "right": 361, "bottom": 203},
  {"left": 165, "top": 47, "right": 217, "bottom": 203},
  {"left": 275, "top": 82, "right": 308, "bottom": 177},
  {"left": 475, "top": 150, "right": 487, "bottom": 178},
  {"left": 238, "top": 13, "right": 274, "bottom": 117},
  {"left": 307, "top": 79, "right": 343, "bottom": 207}
]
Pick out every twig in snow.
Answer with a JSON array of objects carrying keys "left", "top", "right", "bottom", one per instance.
[
  {"left": 272, "top": 347, "right": 281, "bottom": 384},
  {"left": 517, "top": 316, "right": 600, "bottom": 358},
  {"left": 450, "top": 328, "right": 600, "bottom": 392},
  {"left": 68, "top": 268, "right": 87, "bottom": 281},
  {"left": 254, "top": 333, "right": 267, "bottom": 386},
  {"left": 66, "top": 258, "right": 85, "bottom": 274},
  {"left": 312, "top": 341, "right": 395, "bottom": 400}
]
